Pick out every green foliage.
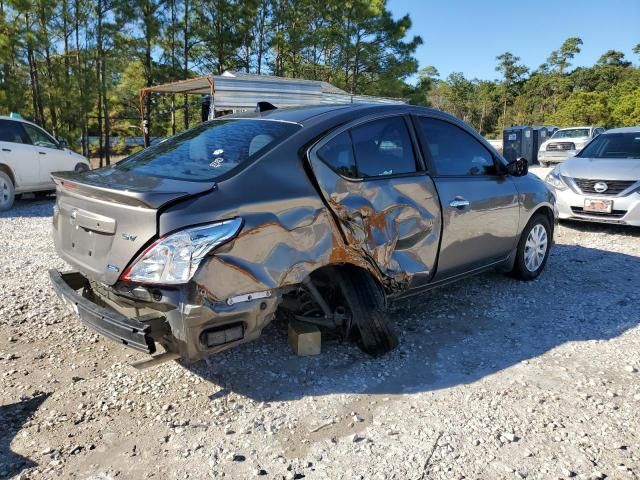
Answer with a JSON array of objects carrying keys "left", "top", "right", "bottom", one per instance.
[
  {"left": 0, "top": 0, "right": 421, "bottom": 156},
  {"left": 547, "top": 37, "right": 583, "bottom": 74},
  {"left": 548, "top": 91, "right": 610, "bottom": 125},
  {"left": 0, "top": 7, "right": 638, "bottom": 155},
  {"left": 411, "top": 38, "right": 640, "bottom": 137}
]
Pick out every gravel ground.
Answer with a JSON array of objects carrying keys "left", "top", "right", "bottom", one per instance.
[{"left": 1, "top": 190, "right": 639, "bottom": 480}]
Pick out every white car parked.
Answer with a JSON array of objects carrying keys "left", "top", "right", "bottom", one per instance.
[
  {"left": 0, "top": 116, "right": 90, "bottom": 210},
  {"left": 538, "top": 126, "right": 605, "bottom": 167}
]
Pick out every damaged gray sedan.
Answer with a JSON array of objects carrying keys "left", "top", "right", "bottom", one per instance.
[{"left": 49, "top": 104, "right": 556, "bottom": 362}]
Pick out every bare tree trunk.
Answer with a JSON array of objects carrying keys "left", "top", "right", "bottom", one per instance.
[
  {"left": 350, "top": 32, "right": 361, "bottom": 94},
  {"left": 62, "top": 0, "right": 72, "bottom": 134},
  {"left": 102, "top": 55, "right": 110, "bottom": 165},
  {"left": 40, "top": 2, "right": 58, "bottom": 136},
  {"left": 183, "top": 0, "right": 189, "bottom": 129},
  {"left": 96, "top": 0, "right": 104, "bottom": 166},
  {"left": 255, "top": 1, "right": 267, "bottom": 74},
  {"left": 74, "top": 0, "right": 88, "bottom": 156},
  {"left": 170, "top": 0, "right": 177, "bottom": 135},
  {"left": 502, "top": 92, "right": 507, "bottom": 131},
  {"left": 143, "top": 7, "right": 152, "bottom": 147},
  {"left": 25, "top": 12, "right": 45, "bottom": 127}
]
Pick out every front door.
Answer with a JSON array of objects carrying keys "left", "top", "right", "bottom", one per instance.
[
  {"left": 21, "top": 123, "right": 68, "bottom": 186},
  {"left": 0, "top": 119, "right": 40, "bottom": 189},
  {"left": 414, "top": 115, "right": 520, "bottom": 280},
  {"left": 308, "top": 114, "right": 441, "bottom": 287}
]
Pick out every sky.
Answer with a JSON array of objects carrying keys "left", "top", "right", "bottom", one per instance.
[{"left": 388, "top": 0, "right": 640, "bottom": 83}]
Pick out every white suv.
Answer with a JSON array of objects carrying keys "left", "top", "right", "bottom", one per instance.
[
  {"left": 538, "top": 126, "right": 605, "bottom": 167},
  {"left": 0, "top": 116, "right": 90, "bottom": 210}
]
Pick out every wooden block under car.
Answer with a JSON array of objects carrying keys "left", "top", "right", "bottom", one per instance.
[{"left": 288, "top": 320, "right": 321, "bottom": 356}]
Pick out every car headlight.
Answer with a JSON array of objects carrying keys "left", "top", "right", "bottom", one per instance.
[
  {"left": 121, "top": 218, "right": 243, "bottom": 284},
  {"left": 545, "top": 169, "right": 568, "bottom": 191}
]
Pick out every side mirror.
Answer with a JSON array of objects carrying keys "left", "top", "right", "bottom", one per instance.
[
  {"left": 57, "top": 137, "right": 67, "bottom": 149},
  {"left": 507, "top": 157, "right": 528, "bottom": 177}
]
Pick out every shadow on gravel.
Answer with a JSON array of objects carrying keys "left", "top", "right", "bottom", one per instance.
[
  {"left": 187, "top": 243, "right": 639, "bottom": 402},
  {"left": 559, "top": 219, "right": 640, "bottom": 237},
  {"left": 0, "top": 197, "right": 54, "bottom": 219},
  {"left": 0, "top": 393, "right": 49, "bottom": 479}
]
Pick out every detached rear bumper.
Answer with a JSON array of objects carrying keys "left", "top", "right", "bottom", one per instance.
[{"left": 49, "top": 270, "right": 156, "bottom": 354}]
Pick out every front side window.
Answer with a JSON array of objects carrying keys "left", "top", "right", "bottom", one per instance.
[
  {"left": 578, "top": 133, "right": 640, "bottom": 159},
  {"left": 23, "top": 124, "right": 59, "bottom": 149},
  {"left": 351, "top": 117, "right": 417, "bottom": 177},
  {"left": 116, "top": 119, "right": 300, "bottom": 181},
  {"left": 417, "top": 117, "right": 496, "bottom": 176},
  {"left": 0, "top": 120, "right": 31, "bottom": 144}
]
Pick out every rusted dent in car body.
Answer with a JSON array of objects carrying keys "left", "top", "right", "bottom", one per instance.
[{"left": 307, "top": 139, "right": 442, "bottom": 289}]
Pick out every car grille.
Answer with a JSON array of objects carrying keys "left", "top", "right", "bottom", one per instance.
[
  {"left": 572, "top": 178, "right": 636, "bottom": 195},
  {"left": 570, "top": 207, "right": 627, "bottom": 219},
  {"left": 547, "top": 142, "right": 575, "bottom": 151}
]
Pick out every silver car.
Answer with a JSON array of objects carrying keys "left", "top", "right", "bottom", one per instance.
[{"left": 545, "top": 127, "right": 640, "bottom": 226}]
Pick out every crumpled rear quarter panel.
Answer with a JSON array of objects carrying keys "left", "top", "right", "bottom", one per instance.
[{"left": 159, "top": 139, "right": 376, "bottom": 304}]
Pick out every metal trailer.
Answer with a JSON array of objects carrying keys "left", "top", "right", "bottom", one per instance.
[
  {"left": 503, "top": 125, "right": 550, "bottom": 165},
  {"left": 139, "top": 71, "right": 405, "bottom": 146}
]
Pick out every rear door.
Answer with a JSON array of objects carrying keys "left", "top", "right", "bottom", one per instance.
[
  {"left": 0, "top": 119, "right": 40, "bottom": 189},
  {"left": 308, "top": 114, "right": 442, "bottom": 287},
  {"left": 414, "top": 115, "right": 520, "bottom": 280}
]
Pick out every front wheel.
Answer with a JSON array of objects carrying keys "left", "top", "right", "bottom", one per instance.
[
  {"left": 0, "top": 171, "right": 16, "bottom": 211},
  {"left": 74, "top": 163, "right": 89, "bottom": 173},
  {"left": 511, "top": 213, "right": 552, "bottom": 280}
]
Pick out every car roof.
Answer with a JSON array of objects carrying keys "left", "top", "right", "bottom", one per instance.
[
  {"left": 602, "top": 126, "right": 640, "bottom": 134},
  {"left": 222, "top": 103, "right": 422, "bottom": 124},
  {"left": 0, "top": 115, "right": 41, "bottom": 129},
  {"left": 556, "top": 126, "right": 597, "bottom": 130}
]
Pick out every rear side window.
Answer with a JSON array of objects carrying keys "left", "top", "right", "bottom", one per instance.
[
  {"left": 418, "top": 117, "right": 496, "bottom": 176},
  {"left": 317, "top": 131, "right": 357, "bottom": 178},
  {"left": 115, "top": 119, "right": 300, "bottom": 181},
  {"left": 351, "top": 117, "right": 417, "bottom": 177},
  {"left": 0, "top": 120, "right": 31, "bottom": 144}
]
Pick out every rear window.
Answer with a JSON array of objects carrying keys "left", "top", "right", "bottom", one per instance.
[
  {"left": 115, "top": 119, "right": 300, "bottom": 181},
  {"left": 578, "top": 132, "right": 640, "bottom": 159}
]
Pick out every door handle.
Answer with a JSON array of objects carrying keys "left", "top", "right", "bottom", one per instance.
[
  {"left": 38, "top": 151, "right": 47, "bottom": 155},
  {"left": 1, "top": 148, "right": 11, "bottom": 152},
  {"left": 449, "top": 198, "right": 470, "bottom": 209}
]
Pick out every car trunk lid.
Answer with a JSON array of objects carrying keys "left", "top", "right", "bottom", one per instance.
[{"left": 52, "top": 169, "right": 215, "bottom": 285}]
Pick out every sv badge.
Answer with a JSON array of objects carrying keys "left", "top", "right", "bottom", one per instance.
[{"left": 122, "top": 233, "right": 137, "bottom": 242}]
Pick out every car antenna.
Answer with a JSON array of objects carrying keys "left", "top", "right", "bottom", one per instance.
[{"left": 255, "top": 101, "right": 277, "bottom": 113}]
